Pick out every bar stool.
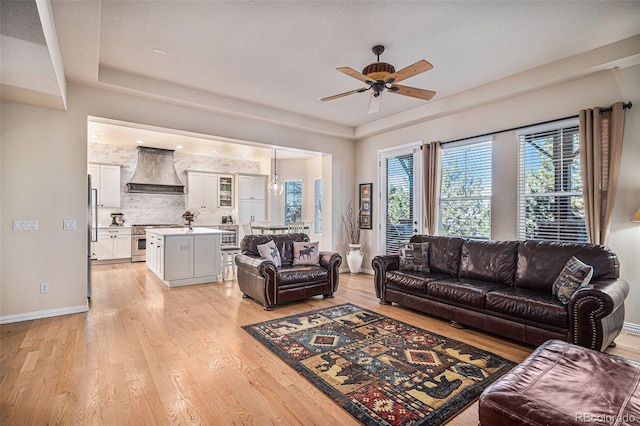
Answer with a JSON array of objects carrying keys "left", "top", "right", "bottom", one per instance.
[{"left": 221, "top": 245, "right": 241, "bottom": 280}]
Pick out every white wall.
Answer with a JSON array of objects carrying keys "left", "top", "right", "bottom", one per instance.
[
  {"left": 355, "top": 64, "right": 640, "bottom": 326},
  {"left": 1, "top": 83, "right": 354, "bottom": 321},
  {"left": 268, "top": 156, "right": 330, "bottom": 250}
]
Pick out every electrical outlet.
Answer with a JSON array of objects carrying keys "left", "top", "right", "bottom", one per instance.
[
  {"left": 63, "top": 220, "right": 77, "bottom": 230},
  {"left": 40, "top": 283, "right": 49, "bottom": 294}
]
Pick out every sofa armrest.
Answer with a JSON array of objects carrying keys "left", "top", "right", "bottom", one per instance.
[
  {"left": 371, "top": 255, "right": 400, "bottom": 301},
  {"left": 569, "top": 277, "right": 630, "bottom": 351},
  {"left": 235, "top": 253, "right": 274, "bottom": 277},
  {"left": 318, "top": 251, "right": 342, "bottom": 294}
]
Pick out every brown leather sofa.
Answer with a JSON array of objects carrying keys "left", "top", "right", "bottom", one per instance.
[
  {"left": 372, "top": 236, "right": 629, "bottom": 350},
  {"left": 235, "top": 233, "right": 342, "bottom": 310}
]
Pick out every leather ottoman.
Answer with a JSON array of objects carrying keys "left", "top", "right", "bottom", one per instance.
[{"left": 479, "top": 339, "right": 640, "bottom": 426}]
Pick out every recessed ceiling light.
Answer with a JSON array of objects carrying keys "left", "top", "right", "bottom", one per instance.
[
  {"left": 153, "top": 48, "right": 167, "bottom": 55},
  {"left": 176, "top": 145, "right": 184, "bottom": 149},
  {"left": 89, "top": 134, "right": 99, "bottom": 138},
  {"left": 242, "top": 154, "right": 248, "bottom": 157},
  {"left": 136, "top": 140, "right": 144, "bottom": 144},
  {"left": 211, "top": 150, "right": 217, "bottom": 153}
]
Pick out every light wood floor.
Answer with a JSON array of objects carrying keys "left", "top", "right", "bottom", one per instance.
[{"left": 2, "top": 263, "right": 638, "bottom": 425}]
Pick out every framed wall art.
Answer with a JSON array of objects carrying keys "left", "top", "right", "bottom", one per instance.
[{"left": 359, "top": 183, "right": 372, "bottom": 229}]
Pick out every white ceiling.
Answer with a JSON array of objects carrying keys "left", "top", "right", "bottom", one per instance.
[{"left": 2, "top": 1, "right": 640, "bottom": 156}]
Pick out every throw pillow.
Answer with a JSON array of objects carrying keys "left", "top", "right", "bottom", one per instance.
[
  {"left": 399, "top": 242, "right": 430, "bottom": 272},
  {"left": 257, "top": 240, "right": 282, "bottom": 268},
  {"left": 292, "top": 241, "right": 320, "bottom": 266},
  {"left": 552, "top": 256, "right": 594, "bottom": 304}
]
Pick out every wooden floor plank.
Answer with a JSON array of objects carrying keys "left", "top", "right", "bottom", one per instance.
[{"left": 1, "top": 262, "right": 638, "bottom": 425}]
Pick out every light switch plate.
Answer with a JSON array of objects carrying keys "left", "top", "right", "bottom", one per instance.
[
  {"left": 13, "top": 220, "right": 39, "bottom": 231},
  {"left": 63, "top": 220, "right": 77, "bottom": 230}
]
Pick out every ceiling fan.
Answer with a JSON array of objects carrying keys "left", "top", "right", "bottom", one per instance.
[{"left": 321, "top": 45, "right": 436, "bottom": 113}]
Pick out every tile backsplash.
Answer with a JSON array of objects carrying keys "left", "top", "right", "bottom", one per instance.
[{"left": 89, "top": 143, "right": 261, "bottom": 226}]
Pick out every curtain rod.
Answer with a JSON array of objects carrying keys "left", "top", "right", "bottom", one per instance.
[
  {"left": 598, "top": 101, "right": 632, "bottom": 114},
  {"left": 443, "top": 101, "right": 632, "bottom": 145},
  {"left": 444, "top": 114, "right": 577, "bottom": 145}
]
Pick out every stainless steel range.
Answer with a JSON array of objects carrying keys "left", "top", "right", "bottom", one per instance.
[{"left": 131, "top": 224, "right": 183, "bottom": 262}]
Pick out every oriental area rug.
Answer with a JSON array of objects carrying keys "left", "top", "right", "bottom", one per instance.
[{"left": 243, "top": 303, "right": 516, "bottom": 426}]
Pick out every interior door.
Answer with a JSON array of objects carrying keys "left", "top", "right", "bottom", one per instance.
[{"left": 378, "top": 144, "right": 423, "bottom": 254}]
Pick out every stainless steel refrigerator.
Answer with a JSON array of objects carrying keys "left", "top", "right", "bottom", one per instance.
[{"left": 87, "top": 174, "right": 98, "bottom": 299}]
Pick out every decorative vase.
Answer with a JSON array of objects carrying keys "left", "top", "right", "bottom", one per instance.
[{"left": 346, "top": 243, "right": 363, "bottom": 274}]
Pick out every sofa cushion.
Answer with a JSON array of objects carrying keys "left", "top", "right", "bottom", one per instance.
[
  {"left": 458, "top": 239, "right": 519, "bottom": 285},
  {"left": 514, "top": 240, "right": 618, "bottom": 292},
  {"left": 386, "top": 270, "right": 449, "bottom": 293},
  {"left": 292, "top": 241, "right": 320, "bottom": 266},
  {"left": 410, "top": 235, "right": 464, "bottom": 276},
  {"left": 277, "top": 265, "right": 328, "bottom": 286},
  {"left": 552, "top": 256, "right": 594, "bottom": 304},
  {"left": 257, "top": 240, "right": 281, "bottom": 267},
  {"left": 486, "top": 287, "right": 568, "bottom": 328},
  {"left": 399, "top": 242, "right": 430, "bottom": 272},
  {"left": 427, "top": 278, "right": 509, "bottom": 309}
]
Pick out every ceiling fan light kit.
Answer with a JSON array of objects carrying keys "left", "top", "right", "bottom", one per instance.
[{"left": 321, "top": 44, "right": 436, "bottom": 113}]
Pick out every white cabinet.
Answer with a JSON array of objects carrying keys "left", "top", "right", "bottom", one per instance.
[
  {"left": 146, "top": 229, "right": 222, "bottom": 287},
  {"left": 88, "top": 163, "right": 121, "bottom": 208},
  {"left": 165, "top": 235, "right": 194, "bottom": 281},
  {"left": 194, "top": 234, "right": 220, "bottom": 277},
  {"left": 93, "top": 227, "right": 131, "bottom": 261},
  {"left": 238, "top": 174, "right": 267, "bottom": 222},
  {"left": 186, "top": 171, "right": 234, "bottom": 210}
]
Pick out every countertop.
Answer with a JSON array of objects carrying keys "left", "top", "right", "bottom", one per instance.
[{"left": 146, "top": 227, "right": 233, "bottom": 236}]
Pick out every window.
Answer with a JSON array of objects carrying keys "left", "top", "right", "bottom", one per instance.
[
  {"left": 378, "top": 144, "right": 422, "bottom": 254},
  {"left": 314, "top": 178, "right": 322, "bottom": 234},
  {"left": 517, "top": 118, "right": 586, "bottom": 242},
  {"left": 439, "top": 139, "right": 492, "bottom": 239},
  {"left": 284, "top": 180, "right": 302, "bottom": 224}
]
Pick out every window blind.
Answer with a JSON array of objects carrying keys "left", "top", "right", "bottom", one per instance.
[
  {"left": 379, "top": 147, "right": 419, "bottom": 254},
  {"left": 284, "top": 180, "right": 302, "bottom": 224},
  {"left": 517, "top": 119, "right": 587, "bottom": 242},
  {"left": 439, "top": 140, "right": 492, "bottom": 239},
  {"left": 314, "top": 178, "right": 322, "bottom": 234}
]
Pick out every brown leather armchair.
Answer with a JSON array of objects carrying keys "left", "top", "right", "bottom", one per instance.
[{"left": 235, "top": 233, "right": 342, "bottom": 310}]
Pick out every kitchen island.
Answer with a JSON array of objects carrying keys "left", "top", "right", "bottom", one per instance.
[{"left": 146, "top": 227, "right": 231, "bottom": 287}]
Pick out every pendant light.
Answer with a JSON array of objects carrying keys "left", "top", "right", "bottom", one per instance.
[{"left": 267, "top": 149, "right": 284, "bottom": 195}]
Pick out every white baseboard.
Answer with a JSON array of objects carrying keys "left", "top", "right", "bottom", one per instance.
[
  {"left": 340, "top": 267, "right": 374, "bottom": 275},
  {"left": 0, "top": 304, "right": 89, "bottom": 324},
  {"left": 623, "top": 322, "right": 640, "bottom": 334}
]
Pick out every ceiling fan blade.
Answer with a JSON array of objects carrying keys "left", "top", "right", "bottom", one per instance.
[
  {"left": 386, "top": 60, "right": 433, "bottom": 84},
  {"left": 337, "top": 67, "right": 375, "bottom": 84},
  {"left": 389, "top": 84, "right": 436, "bottom": 100},
  {"left": 368, "top": 93, "right": 381, "bottom": 114},
  {"left": 320, "top": 88, "right": 364, "bottom": 102}
]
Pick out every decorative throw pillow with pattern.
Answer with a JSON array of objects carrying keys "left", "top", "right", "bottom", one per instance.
[
  {"left": 257, "top": 240, "right": 282, "bottom": 268},
  {"left": 552, "top": 256, "right": 594, "bottom": 304},
  {"left": 399, "top": 242, "right": 430, "bottom": 272},
  {"left": 292, "top": 241, "right": 320, "bottom": 266}
]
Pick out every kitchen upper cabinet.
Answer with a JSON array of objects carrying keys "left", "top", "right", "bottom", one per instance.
[
  {"left": 238, "top": 174, "right": 267, "bottom": 223},
  {"left": 88, "top": 163, "right": 121, "bottom": 208},
  {"left": 186, "top": 171, "right": 234, "bottom": 210}
]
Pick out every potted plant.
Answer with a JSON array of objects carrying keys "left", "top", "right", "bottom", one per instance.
[{"left": 342, "top": 200, "right": 363, "bottom": 274}]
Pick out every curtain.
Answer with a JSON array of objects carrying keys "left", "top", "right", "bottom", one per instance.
[
  {"left": 579, "top": 102, "right": 626, "bottom": 245},
  {"left": 423, "top": 141, "right": 442, "bottom": 235}
]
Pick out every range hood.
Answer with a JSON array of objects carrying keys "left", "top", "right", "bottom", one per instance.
[{"left": 126, "top": 146, "right": 185, "bottom": 194}]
